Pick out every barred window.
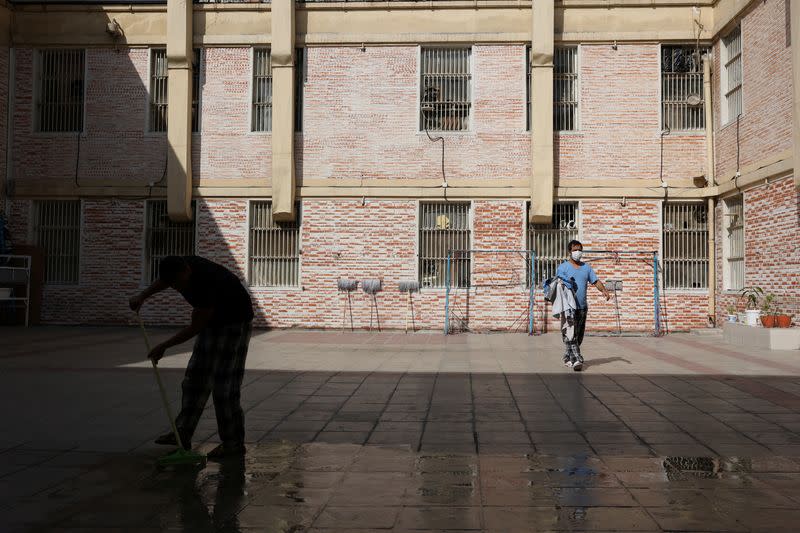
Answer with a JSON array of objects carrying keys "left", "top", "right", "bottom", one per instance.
[
  {"left": 661, "top": 46, "right": 706, "bottom": 131},
  {"left": 527, "top": 202, "right": 578, "bottom": 286},
  {"left": 33, "top": 200, "right": 81, "bottom": 284},
  {"left": 526, "top": 46, "right": 578, "bottom": 131},
  {"left": 149, "top": 48, "right": 201, "bottom": 133},
  {"left": 252, "top": 48, "right": 272, "bottom": 132},
  {"left": 722, "top": 26, "right": 743, "bottom": 124},
  {"left": 420, "top": 48, "right": 471, "bottom": 132},
  {"left": 295, "top": 47, "right": 305, "bottom": 132},
  {"left": 35, "top": 49, "right": 85, "bottom": 133},
  {"left": 249, "top": 202, "right": 300, "bottom": 287},
  {"left": 144, "top": 200, "right": 197, "bottom": 283},
  {"left": 419, "top": 203, "right": 471, "bottom": 288},
  {"left": 662, "top": 203, "right": 708, "bottom": 289},
  {"left": 724, "top": 196, "right": 744, "bottom": 290}
]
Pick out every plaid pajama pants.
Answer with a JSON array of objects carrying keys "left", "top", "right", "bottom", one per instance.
[
  {"left": 175, "top": 321, "right": 252, "bottom": 446},
  {"left": 561, "top": 308, "right": 587, "bottom": 364}
]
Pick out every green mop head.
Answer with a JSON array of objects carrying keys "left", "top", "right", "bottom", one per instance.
[{"left": 156, "top": 448, "right": 207, "bottom": 468}]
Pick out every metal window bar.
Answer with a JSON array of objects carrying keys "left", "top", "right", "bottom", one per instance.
[
  {"left": 36, "top": 49, "right": 85, "bottom": 133},
  {"left": 249, "top": 202, "right": 300, "bottom": 287},
  {"left": 192, "top": 48, "right": 201, "bottom": 133},
  {"left": 33, "top": 200, "right": 81, "bottom": 284},
  {"left": 553, "top": 47, "right": 578, "bottom": 131},
  {"left": 145, "top": 200, "right": 197, "bottom": 282},
  {"left": 527, "top": 46, "right": 578, "bottom": 131},
  {"left": 661, "top": 46, "right": 706, "bottom": 131},
  {"left": 419, "top": 203, "right": 471, "bottom": 288},
  {"left": 723, "top": 27, "right": 743, "bottom": 121},
  {"left": 149, "top": 49, "right": 168, "bottom": 132},
  {"left": 420, "top": 48, "right": 471, "bottom": 132},
  {"left": 725, "top": 196, "right": 744, "bottom": 290},
  {"left": 252, "top": 48, "right": 272, "bottom": 132},
  {"left": 295, "top": 47, "right": 305, "bottom": 132},
  {"left": 662, "top": 203, "right": 708, "bottom": 289},
  {"left": 527, "top": 202, "right": 578, "bottom": 286}
]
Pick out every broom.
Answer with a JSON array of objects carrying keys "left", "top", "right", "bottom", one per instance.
[{"left": 136, "top": 314, "right": 206, "bottom": 468}]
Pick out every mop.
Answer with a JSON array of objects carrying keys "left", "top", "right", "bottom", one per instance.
[
  {"left": 362, "top": 279, "right": 383, "bottom": 331},
  {"left": 337, "top": 278, "right": 358, "bottom": 332},
  {"left": 136, "top": 314, "right": 207, "bottom": 468},
  {"left": 398, "top": 280, "right": 420, "bottom": 333}
]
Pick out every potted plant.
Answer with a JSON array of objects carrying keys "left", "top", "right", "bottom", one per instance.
[
  {"left": 738, "top": 287, "right": 764, "bottom": 326},
  {"left": 725, "top": 305, "right": 738, "bottom": 323},
  {"left": 760, "top": 293, "right": 777, "bottom": 328},
  {"left": 776, "top": 311, "right": 793, "bottom": 328}
]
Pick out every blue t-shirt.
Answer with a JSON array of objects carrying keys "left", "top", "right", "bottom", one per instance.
[{"left": 556, "top": 261, "right": 598, "bottom": 309}]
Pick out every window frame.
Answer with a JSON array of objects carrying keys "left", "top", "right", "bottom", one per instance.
[
  {"left": 250, "top": 47, "right": 273, "bottom": 133},
  {"left": 720, "top": 25, "right": 744, "bottom": 126},
  {"left": 526, "top": 45, "right": 580, "bottom": 132},
  {"left": 33, "top": 48, "right": 87, "bottom": 134},
  {"left": 147, "top": 47, "right": 202, "bottom": 133},
  {"left": 659, "top": 44, "right": 708, "bottom": 133},
  {"left": 142, "top": 199, "right": 198, "bottom": 284},
  {"left": 525, "top": 201, "right": 580, "bottom": 287},
  {"left": 722, "top": 194, "right": 745, "bottom": 291},
  {"left": 416, "top": 201, "right": 473, "bottom": 289},
  {"left": 661, "top": 201, "right": 709, "bottom": 291},
  {"left": 246, "top": 200, "right": 302, "bottom": 288},
  {"left": 418, "top": 46, "right": 474, "bottom": 134},
  {"left": 30, "top": 199, "right": 83, "bottom": 285}
]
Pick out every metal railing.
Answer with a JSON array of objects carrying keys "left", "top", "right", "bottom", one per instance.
[
  {"left": 420, "top": 48, "right": 471, "bottom": 132},
  {"left": 662, "top": 202, "right": 708, "bottom": 289},
  {"left": 419, "top": 202, "right": 471, "bottom": 288},
  {"left": 252, "top": 48, "right": 273, "bottom": 132},
  {"left": 527, "top": 202, "right": 578, "bottom": 286},
  {"left": 725, "top": 196, "right": 744, "bottom": 290},
  {"left": 36, "top": 49, "right": 84, "bottom": 133},
  {"left": 249, "top": 202, "right": 300, "bottom": 287},
  {"left": 145, "top": 200, "right": 197, "bottom": 282},
  {"left": 33, "top": 200, "right": 81, "bottom": 284}
]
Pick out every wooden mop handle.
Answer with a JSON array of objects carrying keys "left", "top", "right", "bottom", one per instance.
[{"left": 136, "top": 314, "right": 186, "bottom": 450}]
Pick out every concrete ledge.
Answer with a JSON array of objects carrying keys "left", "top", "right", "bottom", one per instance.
[{"left": 723, "top": 322, "right": 800, "bottom": 351}]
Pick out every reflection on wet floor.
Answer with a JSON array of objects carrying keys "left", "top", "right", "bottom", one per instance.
[{"left": 4, "top": 442, "right": 800, "bottom": 532}]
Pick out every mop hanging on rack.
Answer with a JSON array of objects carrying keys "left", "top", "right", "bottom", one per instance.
[
  {"left": 362, "top": 279, "right": 383, "bottom": 331},
  {"left": 338, "top": 278, "right": 358, "bottom": 332},
  {"left": 398, "top": 280, "right": 420, "bottom": 333}
]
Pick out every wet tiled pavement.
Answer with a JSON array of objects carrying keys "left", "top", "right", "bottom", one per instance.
[{"left": 2, "top": 328, "right": 800, "bottom": 531}]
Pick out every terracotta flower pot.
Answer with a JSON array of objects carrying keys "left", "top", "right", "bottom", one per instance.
[
  {"left": 760, "top": 315, "right": 776, "bottom": 328},
  {"left": 776, "top": 315, "right": 792, "bottom": 328}
]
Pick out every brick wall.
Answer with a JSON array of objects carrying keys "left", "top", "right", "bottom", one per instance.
[{"left": 713, "top": 0, "right": 793, "bottom": 180}]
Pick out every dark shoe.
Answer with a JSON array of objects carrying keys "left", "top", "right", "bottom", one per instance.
[
  {"left": 155, "top": 432, "right": 191, "bottom": 449},
  {"left": 572, "top": 359, "right": 583, "bottom": 372},
  {"left": 207, "top": 443, "right": 246, "bottom": 461}
]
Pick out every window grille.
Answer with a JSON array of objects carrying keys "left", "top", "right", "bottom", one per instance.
[
  {"left": 420, "top": 48, "right": 471, "bottom": 132},
  {"left": 724, "top": 196, "right": 744, "bottom": 290},
  {"left": 33, "top": 200, "right": 81, "bottom": 284},
  {"left": 722, "top": 26, "right": 743, "bottom": 124},
  {"left": 526, "top": 46, "right": 578, "bottom": 131},
  {"left": 149, "top": 49, "right": 201, "bottom": 132},
  {"left": 249, "top": 202, "right": 300, "bottom": 287},
  {"left": 295, "top": 47, "right": 305, "bottom": 132},
  {"left": 35, "top": 49, "right": 85, "bottom": 133},
  {"left": 662, "top": 203, "right": 708, "bottom": 289},
  {"left": 144, "top": 200, "right": 197, "bottom": 283},
  {"left": 419, "top": 203, "right": 471, "bottom": 288},
  {"left": 527, "top": 202, "right": 578, "bottom": 286},
  {"left": 252, "top": 48, "right": 272, "bottom": 132},
  {"left": 661, "top": 46, "right": 706, "bottom": 131}
]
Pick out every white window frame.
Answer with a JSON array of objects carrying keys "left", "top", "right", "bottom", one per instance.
[
  {"left": 661, "top": 201, "right": 709, "bottom": 291},
  {"left": 246, "top": 200, "right": 302, "bottom": 288},
  {"left": 417, "top": 201, "right": 473, "bottom": 289},
  {"left": 722, "top": 194, "right": 745, "bottom": 291},
  {"left": 659, "top": 44, "right": 708, "bottom": 133},
  {"left": 720, "top": 25, "right": 744, "bottom": 126},
  {"left": 526, "top": 201, "right": 580, "bottom": 287},
  {"left": 418, "top": 46, "right": 474, "bottom": 134},
  {"left": 526, "top": 45, "right": 580, "bottom": 132}
]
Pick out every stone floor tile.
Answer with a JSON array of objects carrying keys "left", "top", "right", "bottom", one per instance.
[
  {"left": 313, "top": 506, "right": 401, "bottom": 529},
  {"left": 395, "top": 506, "right": 482, "bottom": 530}
]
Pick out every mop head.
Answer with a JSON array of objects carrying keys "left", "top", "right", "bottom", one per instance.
[
  {"left": 361, "top": 279, "right": 383, "bottom": 295},
  {"left": 156, "top": 447, "right": 207, "bottom": 468},
  {"left": 398, "top": 280, "right": 420, "bottom": 293},
  {"left": 338, "top": 278, "right": 358, "bottom": 292}
]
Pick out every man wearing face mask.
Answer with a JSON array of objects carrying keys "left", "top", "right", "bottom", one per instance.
[{"left": 556, "top": 240, "right": 612, "bottom": 371}]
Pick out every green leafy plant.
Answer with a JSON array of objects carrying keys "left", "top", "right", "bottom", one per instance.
[
  {"left": 739, "top": 286, "right": 764, "bottom": 310},
  {"left": 760, "top": 293, "right": 776, "bottom": 316},
  {"left": 725, "top": 304, "right": 737, "bottom": 315}
]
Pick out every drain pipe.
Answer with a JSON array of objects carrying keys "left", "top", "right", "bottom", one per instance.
[{"left": 703, "top": 54, "right": 716, "bottom": 326}]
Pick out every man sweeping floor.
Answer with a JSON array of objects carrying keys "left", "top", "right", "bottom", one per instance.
[
  {"left": 556, "top": 240, "right": 611, "bottom": 371},
  {"left": 130, "top": 255, "right": 254, "bottom": 459}
]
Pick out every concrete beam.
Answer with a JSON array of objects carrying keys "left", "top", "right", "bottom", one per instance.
[
  {"left": 529, "top": 0, "right": 554, "bottom": 223},
  {"left": 271, "top": 0, "right": 296, "bottom": 221},
  {"left": 166, "top": 0, "right": 193, "bottom": 222}
]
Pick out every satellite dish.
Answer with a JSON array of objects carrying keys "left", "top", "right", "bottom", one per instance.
[{"left": 686, "top": 94, "right": 702, "bottom": 106}]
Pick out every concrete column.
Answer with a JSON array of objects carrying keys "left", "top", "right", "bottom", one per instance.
[
  {"left": 529, "top": 0, "right": 555, "bottom": 223},
  {"left": 166, "top": 0, "right": 193, "bottom": 222},
  {"left": 271, "top": 0, "right": 296, "bottom": 221},
  {"left": 792, "top": 0, "right": 800, "bottom": 188}
]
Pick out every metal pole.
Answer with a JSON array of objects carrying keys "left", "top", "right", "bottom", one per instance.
[
  {"left": 444, "top": 251, "right": 451, "bottom": 335},
  {"left": 653, "top": 251, "right": 661, "bottom": 336},
  {"left": 527, "top": 251, "right": 535, "bottom": 336}
]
